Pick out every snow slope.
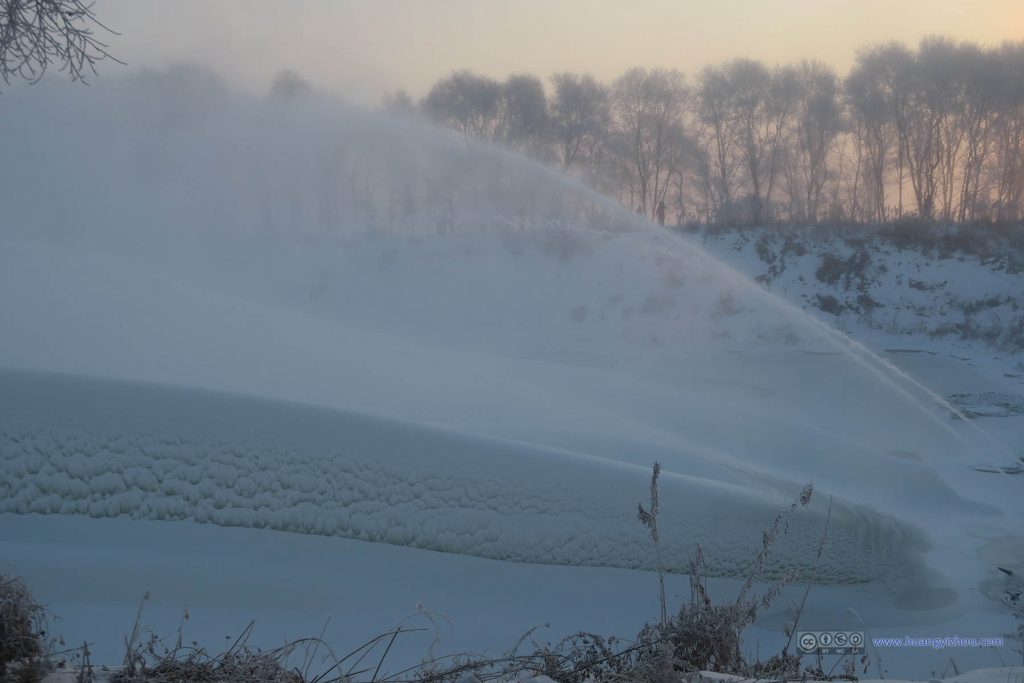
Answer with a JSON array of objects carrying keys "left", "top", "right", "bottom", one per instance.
[{"left": 696, "top": 225, "right": 1024, "bottom": 356}]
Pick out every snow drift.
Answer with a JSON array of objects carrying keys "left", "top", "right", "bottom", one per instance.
[{"left": 0, "top": 367, "right": 928, "bottom": 583}]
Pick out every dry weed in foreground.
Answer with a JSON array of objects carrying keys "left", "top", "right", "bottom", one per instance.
[{"left": 0, "top": 573, "right": 48, "bottom": 682}]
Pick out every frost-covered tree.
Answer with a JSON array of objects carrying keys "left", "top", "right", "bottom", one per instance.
[
  {"left": 381, "top": 89, "right": 416, "bottom": 115},
  {"left": 496, "top": 73, "right": 548, "bottom": 154},
  {"left": 611, "top": 67, "right": 688, "bottom": 218},
  {"left": 268, "top": 70, "right": 313, "bottom": 100},
  {"left": 695, "top": 64, "right": 742, "bottom": 224},
  {"left": 723, "top": 60, "right": 800, "bottom": 224},
  {"left": 422, "top": 71, "right": 548, "bottom": 152},
  {"left": 953, "top": 43, "right": 1000, "bottom": 222},
  {"left": 0, "top": 0, "right": 117, "bottom": 86},
  {"left": 422, "top": 70, "right": 504, "bottom": 140},
  {"left": 845, "top": 45, "right": 903, "bottom": 221},
  {"left": 991, "top": 42, "right": 1024, "bottom": 221},
  {"left": 789, "top": 61, "right": 844, "bottom": 222},
  {"left": 407, "top": 37, "right": 1024, "bottom": 224},
  {"left": 549, "top": 72, "right": 611, "bottom": 170}
]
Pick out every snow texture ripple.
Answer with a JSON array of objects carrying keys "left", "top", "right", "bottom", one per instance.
[{"left": 0, "top": 368, "right": 927, "bottom": 584}]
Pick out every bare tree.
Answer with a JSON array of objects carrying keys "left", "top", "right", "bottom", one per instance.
[
  {"left": 0, "top": 0, "right": 118, "bottom": 86},
  {"left": 268, "top": 70, "right": 313, "bottom": 100},
  {"left": 729, "top": 60, "right": 799, "bottom": 224},
  {"left": 421, "top": 70, "right": 504, "bottom": 140},
  {"left": 898, "top": 38, "right": 950, "bottom": 220},
  {"left": 549, "top": 72, "right": 610, "bottom": 170},
  {"left": 845, "top": 45, "right": 904, "bottom": 221},
  {"left": 407, "top": 37, "right": 1024, "bottom": 224},
  {"left": 381, "top": 89, "right": 416, "bottom": 115},
  {"left": 789, "top": 61, "right": 844, "bottom": 222},
  {"left": 695, "top": 64, "right": 742, "bottom": 224},
  {"left": 611, "top": 67, "right": 688, "bottom": 218},
  {"left": 496, "top": 73, "right": 548, "bottom": 154},
  {"left": 991, "top": 42, "right": 1024, "bottom": 221},
  {"left": 955, "top": 44, "right": 999, "bottom": 222}
]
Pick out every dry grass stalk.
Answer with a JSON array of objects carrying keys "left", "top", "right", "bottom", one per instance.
[{"left": 0, "top": 573, "right": 48, "bottom": 682}]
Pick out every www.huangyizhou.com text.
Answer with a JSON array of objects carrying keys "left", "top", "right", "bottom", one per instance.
[{"left": 872, "top": 636, "right": 1006, "bottom": 649}]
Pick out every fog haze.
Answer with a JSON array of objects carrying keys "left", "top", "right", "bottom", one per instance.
[{"left": 96, "top": 0, "right": 1024, "bottom": 102}]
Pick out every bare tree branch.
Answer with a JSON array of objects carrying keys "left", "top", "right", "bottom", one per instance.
[{"left": 0, "top": 0, "right": 120, "bottom": 87}]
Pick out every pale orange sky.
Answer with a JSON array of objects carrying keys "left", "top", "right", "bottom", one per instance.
[{"left": 98, "top": 0, "right": 1023, "bottom": 103}]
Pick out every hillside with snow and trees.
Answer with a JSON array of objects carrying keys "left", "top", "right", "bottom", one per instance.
[
  {"left": 1, "top": 3, "right": 1023, "bottom": 682},
  {"left": 695, "top": 223, "right": 1024, "bottom": 351}
]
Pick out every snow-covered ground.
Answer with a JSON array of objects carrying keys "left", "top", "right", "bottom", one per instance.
[
  {"left": 696, "top": 224, "right": 1024, "bottom": 358},
  {"left": 4, "top": 513, "right": 1021, "bottom": 680},
  {"left": 1, "top": 72, "right": 1022, "bottom": 679}
]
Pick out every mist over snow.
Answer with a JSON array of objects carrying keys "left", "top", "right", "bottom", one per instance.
[{"left": 1, "top": 67, "right": 1022, "bottom": 674}]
